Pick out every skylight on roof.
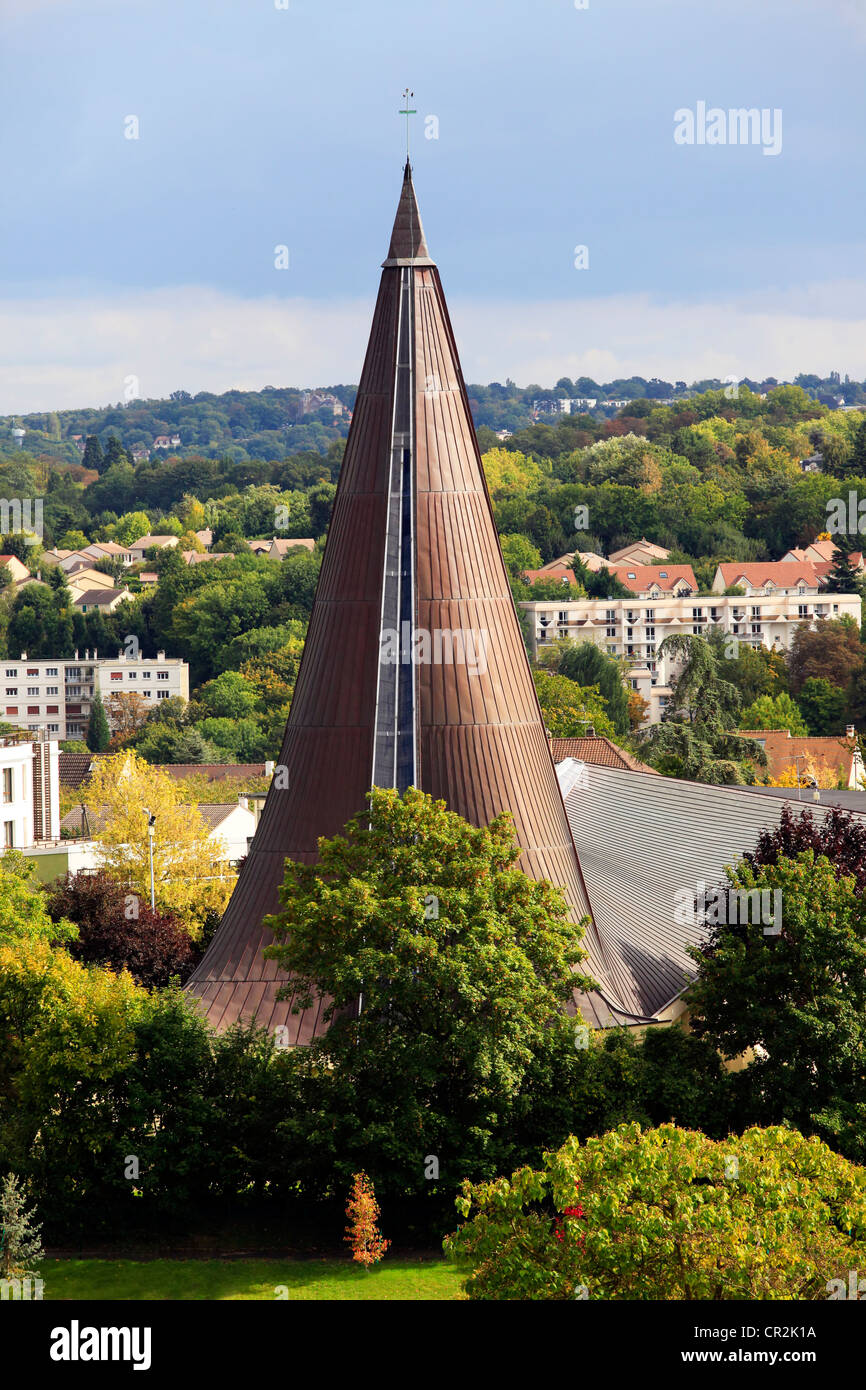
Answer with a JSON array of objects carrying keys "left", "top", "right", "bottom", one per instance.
[{"left": 659, "top": 570, "right": 668, "bottom": 578}]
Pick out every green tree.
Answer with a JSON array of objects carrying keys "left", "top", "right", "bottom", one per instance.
[
  {"left": 445, "top": 1123, "right": 866, "bottom": 1300},
  {"left": 739, "top": 691, "right": 807, "bottom": 735},
  {"left": 532, "top": 672, "right": 616, "bottom": 739},
  {"left": 102, "top": 436, "right": 130, "bottom": 471},
  {"left": 266, "top": 787, "right": 596, "bottom": 1197},
  {"left": 824, "top": 543, "right": 861, "bottom": 594},
  {"left": 797, "top": 676, "right": 848, "bottom": 735},
  {"left": 81, "top": 436, "right": 104, "bottom": 473},
  {"left": 636, "top": 634, "right": 764, "bottom": 783},
  {"left": 86, "top": 691, "right": 110, "bottom": 752},
  {"left": 687, "top": 852, "right": 866, "bottom": 1157},
  {"left": 0, "top": 1173, "right": 44, "bottom": 1281},
  {"left": 555, "top": 641, "right": 631, "bottom": 736}
]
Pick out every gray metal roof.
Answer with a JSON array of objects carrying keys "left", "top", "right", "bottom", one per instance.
[{"left": 557, "top": 761, "right": 866, "bottom": 1023}]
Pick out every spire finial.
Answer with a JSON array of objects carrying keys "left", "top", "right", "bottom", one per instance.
[{"left": 399, "top": 87, "right": 417, "bottom": 166}]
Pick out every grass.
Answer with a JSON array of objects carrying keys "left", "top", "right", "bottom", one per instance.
[{"left": 40, "top": 1257, "right": 464, "bottom": 1301}]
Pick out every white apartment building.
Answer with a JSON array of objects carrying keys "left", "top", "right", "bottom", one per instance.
[
  {"left": 1, "top": 649, "right": 189, "bottom": 742},
  {"left": 0, "top": 734, "right": 60, "bottom": 848},
  {"left": 524, "top": 590, "right": 862, "bottom": 725}
]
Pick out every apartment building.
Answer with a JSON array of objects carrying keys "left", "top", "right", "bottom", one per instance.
[
  {"left": 1, "top": 650, "right": 189, "bottom": 742},
  {"left": 524, "top": 589, "right": 862, "bottom": 725},
  {"left": 0, "top": 734, "right": 60, "bottom": 848}
]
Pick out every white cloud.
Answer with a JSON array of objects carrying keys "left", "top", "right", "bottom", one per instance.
[{"left": 2, "top": 281, "right": 866, "bottom": 415}]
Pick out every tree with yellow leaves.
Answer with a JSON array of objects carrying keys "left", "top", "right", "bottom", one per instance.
[
  {"left": 84, "top": 751, "right": 235, "bottom": 932},
  {"left": 481, "top": 448, "right": 547, "bottom": 497}
]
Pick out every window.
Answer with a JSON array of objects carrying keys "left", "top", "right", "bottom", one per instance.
[
  {"left": 658, "top": 571, "right": 668, "bottom": 579},
  {"left": 3, "top": 821, "right": 13, "bottom": 848},
  {"left": 143, "top": 690, "right": 151, "bottom": 698},
  {"left": 26, "top": 687, "right": 38, "bottom": 696},
  {"left": 5, "top": 689, "right": 16, "bottom": 697},
  {"left": 2, "top": 769, "right": 12, "bottom": 803},
  {"left": 128, "top": 672, "right": 137, "bottom": 679},
  {"left": 110, "top": 672, "right": 123, "bottom": 681},
  {"left": 26, "top": 668, "right": 38, "bottom": 676},
  {"left": 157, "top": 671, "right": 169, "bottom": 681},
  {"left": 142, "top": 671, "right": 151, "bottom": 680},
  {"left": 605, "top": 610, "right": 616, "bottom": 623},
  {"left": 4, "top": 669, "right": 15, "bottom": 678},
  {"left": 46, "top": 705, "right": 59, "bottom": 714},
  {"left": 46, "top": 686, "right": 58, "bottom": 695},
  {"left": 27, "top": 706, "right": 39, "bottom": 715},
  {"left": 46, "top": 667, "right": 58, "bottom": 676},
  {"left": 47, "top": 723, "right": 59, "bottom": 733},
  {"left": 66, "top": 667, "right": 80, "bottom": 679},
  {"left": 606, "top": 626, "right": 616, "bottom": 638},
  {"left": 157, "top": 690, "right": 169, "bottom": 699},
  {"left": 5, "top": 707, "right": 17, "bottom": 716}
]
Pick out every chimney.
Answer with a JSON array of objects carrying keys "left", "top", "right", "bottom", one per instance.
[
  {"left": 585, "top": 725, "right": 596, "bottom": 738},
  {"left": 846, "top": 725, "right": 856, "bottom": 740}
]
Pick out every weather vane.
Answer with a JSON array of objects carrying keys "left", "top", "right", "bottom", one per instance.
[{"left": 399, "top": 87, "right": 417, "bottom": 164}]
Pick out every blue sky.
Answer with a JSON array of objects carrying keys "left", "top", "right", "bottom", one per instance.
[{"left": 1, "top": 0, "right": 865, "bottom": 410}]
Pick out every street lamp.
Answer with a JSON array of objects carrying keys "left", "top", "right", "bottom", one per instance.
[{"left": 143, "top": 807, "right": 156, "bottom": 910}]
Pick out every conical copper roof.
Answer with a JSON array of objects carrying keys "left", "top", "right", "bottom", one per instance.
[{"left": 185, "top": 165, "right": 612, "bottom": 1038}]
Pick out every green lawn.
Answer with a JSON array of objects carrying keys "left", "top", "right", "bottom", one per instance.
[{"left": 41, "top": 1257, "right": 463, "bottom": 1301}]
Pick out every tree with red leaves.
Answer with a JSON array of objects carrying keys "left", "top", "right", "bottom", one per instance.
[
  {"left": 344, "top": 1172, "right": 390, "bottom": 1268},
  {"left": 47, "top": 871, "right": 196, "bottom": 988},
  {"left": 746, "top": 803, "right": 866, "bottom": 896}
]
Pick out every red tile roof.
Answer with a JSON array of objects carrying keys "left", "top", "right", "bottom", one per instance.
[
  {"left": 610, "top": 562, "right": 697, "bottom": 594},
  {"left": 717, "top": 561, "right": 823, "bottom": 589},
  {"left": 737, "top": 729, "right": 859, "bottom": 785},
  {"left": 551, "top": 736, "right": 658, "bottom": 774}
]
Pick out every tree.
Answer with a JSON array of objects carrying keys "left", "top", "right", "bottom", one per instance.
[
  {"left": 687, "top": 851, "right": 866, "bottom": 1158},
  {"left": 0, "top": 1173, "right": 44, "bottom": 1281},
  {"left": 824, "top": 543, "right": 861, "bottom": 594},
  {"left": 445, "top": 1123, "right": 866, "bottom": 1300},
  {"left": 499, "top": 533, "right": 543, "bottom": 581},
  {"left": 102, "top": 436, "right": 130, "bottom": 471},
  {"left": 555, "top": 641, "right": 631, "bottom": 736},
  {"left": 0, "top": 850, "right": 75, "bottom": 948},
  {"left": 739, "top": 691, "right": 807, "bottom": 735},
  {"left": 81, "top": 436, "right": 104, "bottom": 473},
  {"left": 788, "top": 619, "right": 863, "bottom": 694},
  {"left": 266, "top": 787, "right": 596, "bottom": 1196},
  {"left": 83, "top": 751, "right": 236, "bottom": 929},
  {"left": 114, "top": 511, "right": 152, "bottom": 546},
  {"left": 746, "top": 802, "right": 866, "bottom": 895},
  {"left": 47, "top": 870, "right": 196, "bottom": 988},
  {"left": 532, "top": 672, "right": 616, "bottom": 738},
  {"left": 105, "top": 691, "right": 150, "bottom": 748},
  {"left": 797, "top": 676, "right": 848, "bottom": 735},
  {"left": 636, "top": 634, "right": 765, "bottom": 784},
  {"left": 344, "top": 1173, "right": 390, "bottom": 1267},
  {"left": 86, "top": 691, "right": 110, "bottom": 752},
  {"left": 57, "top": 529, "right": 89, "bottom": 550}
]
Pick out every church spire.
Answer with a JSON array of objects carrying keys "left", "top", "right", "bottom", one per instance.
[
  {"left": 185, "top": 164, "right": 607, "bottom": 1039},
  {"left": 383, "top": 161, "right": 433, "bottom": 265}
]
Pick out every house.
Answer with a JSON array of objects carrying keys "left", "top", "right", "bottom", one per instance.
[
  {"left": 83, "top": 541, "right": 135, "bottom": 566},
  {"left": 128, "top": 535, "right": 180, "bottom": 562},
  {"left": 0, "top": 554, "right": 31, "bottom": 584},
  {"left": 181, "top": 550, "right": 233, "bottom": 565},
  {"left": 267, "top": 538, "right": 316, "bottom": 558},
  {"left": 537, "top": 551, "right": 611, "bottom": 575},
  {"left": 712, "top": 561, "right": 826, "bottom": 596},
  {"left": 73, "top": 588, "right": 127, "bottom": 615},
  {"left": 736, "top": 727, "right": 864, "bottom": 789},
  {"left": 799, "top": 452, "right": 823, "bottom": 473},
  {"left": 608, "top": 539, "right": 671, "bottom": 566},
  {"left": 781, "top": 541, "right": 865, "bottom": 571},
  {"left": 131, "top": 444, "right": 150, "bottom": 461},
  {"left": 194, "top": 529, "right": 213, "bottom": 550},
  {"left": 495, "top": 429, "right": 513, "bottom": 441},
  {"left": 66, "top": 567, "right": 120, "bottom": 598},
  {"left": 299, "top": 391, "right": 343, "bottom": 418},
  {"left": 0, "top": 733, "right": 59, "bottom": 848},
  {"left": 551, "top": 735, "right": 657, "bottom": 774},
  {"left": 138, "top": 571, "right": 159, "bottom": 588},
  {"left": 611, "top": 563, "right": 697, "bottom": 598},
  {"left": 59, "top": 797, "right": 256, "bottom": 867},
  {"left": 152, "top": 434, "right": 181, "bottom": 449}
]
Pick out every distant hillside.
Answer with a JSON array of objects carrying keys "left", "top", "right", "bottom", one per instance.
[{"left": 1, "top": 371, "right": 864, "bottom": 464}]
